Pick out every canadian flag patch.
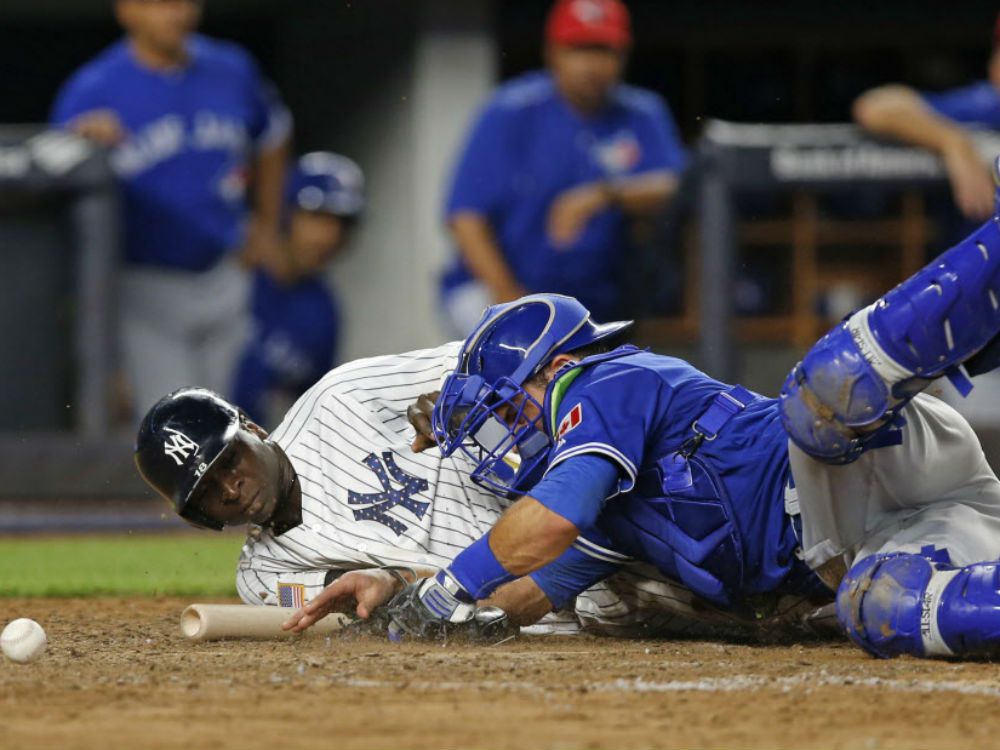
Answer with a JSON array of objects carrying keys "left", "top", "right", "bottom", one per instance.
[{"left": 557, "top": 403, "right": 583, "bottom": 439}]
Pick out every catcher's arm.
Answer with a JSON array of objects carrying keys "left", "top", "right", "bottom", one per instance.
[
  {"left": 283, "top": 564, "right": 558, "bottom": 634},
  {"left": 482, "top": 576, "right": 554, "bottom": 626}
]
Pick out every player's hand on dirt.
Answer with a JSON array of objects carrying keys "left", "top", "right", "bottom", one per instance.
[
  {"left": 68, "top": 109, "right": 126, "bottom": 146},
  {"left": 942, "top": 136, "right": 994, "bottom": 220},
  {"left": 547, "top": 182, "right": 608, "bottom": 248},
  {"left": 282, "top": 569, "right": 400, "bottom": 633},
  {"left": 408, "top": 391, "right": 439, "bottom": 452}
]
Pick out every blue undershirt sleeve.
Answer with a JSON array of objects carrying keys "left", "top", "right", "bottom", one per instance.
[
  {"left": 447, "top": 456, "right": 622, "bottom": 602},
  {"left": 528, "top": 454, "right": 621, "bottom": 531},
  {"left": 529, "top": 540, "right": 621, "bottom": 611}
]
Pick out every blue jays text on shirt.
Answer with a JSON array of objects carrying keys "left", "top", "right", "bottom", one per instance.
[
  {"left": 112, "top": 112, "right": 250, "bottom": 185},
  {"left": 51, "top": 36, "right": 288, "bottom": 270}
]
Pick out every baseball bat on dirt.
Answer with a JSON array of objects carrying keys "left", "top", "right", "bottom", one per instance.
[{"left": 180, "top": 604, "right": 349, "bottom": 641}]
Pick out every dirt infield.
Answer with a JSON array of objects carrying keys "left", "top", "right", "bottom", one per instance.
[{"left": 2, "top": 598, "right": 1000, "bottom": 749}]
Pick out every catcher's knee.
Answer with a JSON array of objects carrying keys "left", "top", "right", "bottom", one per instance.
[
  {"left": 779, "top": 318, "right": 907, "bottom": 464},
  {"left": 837, "top": 550, "right": 1000, "bottom": 659},
  {"left": 782, "top": 203, "right": 1000, "bottom": 464}
]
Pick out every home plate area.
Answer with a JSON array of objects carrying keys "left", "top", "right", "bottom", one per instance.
[{"left": 2, "top": 597, "right": 1000, "bottom": 749}]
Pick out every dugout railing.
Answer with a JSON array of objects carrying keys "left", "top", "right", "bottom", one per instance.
[{"left": 684, "top": 120, "right": 1000, "bottom": 382}]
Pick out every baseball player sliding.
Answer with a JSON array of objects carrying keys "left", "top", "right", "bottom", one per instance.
[
  {"left": 331, "top": 163, "right": 1000, "bottom": 660},
  {"left": 136, "top": 343, "right": 790, "bottom": 638}
]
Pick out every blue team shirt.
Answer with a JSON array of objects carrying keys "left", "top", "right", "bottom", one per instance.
[
  {"left": 51, "top": 35, "right": 289, "bottom": 271},
  {"left": 232, "top": 271, "right": 339, "bottom": 424},
  {"left": 443, "top": 71, "right": 687, "bottom": 320},
  {"left": 529, "top": 347, "right": 801, "bottom": 607},
  {"left": 922, "top": 81, "right": 1000, "bottom": 129}
]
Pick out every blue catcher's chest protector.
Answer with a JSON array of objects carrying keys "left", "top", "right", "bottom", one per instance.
[{"left": 539, "top": 347, "right": 815, "bottom": 608}]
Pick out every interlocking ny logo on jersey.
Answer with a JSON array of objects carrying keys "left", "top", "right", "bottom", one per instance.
[
  {"left": 163, "top": 427, "right": 199, "bottom": 466},
  {"left": 347, "top": 452, "right": 430, "bottom": 536}
]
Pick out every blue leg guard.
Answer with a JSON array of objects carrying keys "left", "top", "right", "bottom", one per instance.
[
  {"left": 837, "top": 550, "right": 1000, "bottom": 659},
  {"left": 781, "top": 179, "right": 1000, "bottom": 463}
]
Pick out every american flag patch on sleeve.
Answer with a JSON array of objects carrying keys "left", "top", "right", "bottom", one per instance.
[{"left": 277, "top": 582, "right": 306, "bottom": 608}]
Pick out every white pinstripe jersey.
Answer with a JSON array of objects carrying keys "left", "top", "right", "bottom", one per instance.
[
  {"left": 236, "top": 342, "right": 515, "bottom": 605},
  {"left": 233, "top": 343, "right": 782, "bottom": 637}
]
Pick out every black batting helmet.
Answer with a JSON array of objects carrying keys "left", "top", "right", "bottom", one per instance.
[{"left": 134, "top": 387, "right": 241, "bottom": 531}]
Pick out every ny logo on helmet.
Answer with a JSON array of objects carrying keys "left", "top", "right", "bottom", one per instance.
[{"left": 163, "top": 427, "right": 199, "bottom": 466}]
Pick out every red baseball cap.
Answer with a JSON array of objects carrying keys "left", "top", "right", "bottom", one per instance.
[{"left": 545, "top": 0, "right": 633, "bottom": 50}]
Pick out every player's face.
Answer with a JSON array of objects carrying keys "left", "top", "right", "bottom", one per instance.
[
  {"left": 187, "top": 427, "right": 283, "bottom": 527},
  {"left": 494, "top": 381, "right": 548, "bottom": 438},
  {"left": 116, "top": 0, "right": 201, "bottom": 57},
  {"left": 288, "top": 211, "right": 346, "bottom": 276},
  {"left": 491, "top": 354, "right": 578, "bottom": 440},
  {"left": 547, "top": 44, "right": 625, "bottom": 113}
]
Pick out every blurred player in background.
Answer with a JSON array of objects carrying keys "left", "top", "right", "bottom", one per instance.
[
  {"left": 232, "top": 152, "right": 364, "bottom": 428},
  {"left": 854, "top": 13, "right": 1000, "bottom": 422},
  {"left": 51, "top": 0, "right": 291, "bottom": 418},
  {"left": 440, "top": 0, "right": 687, "bottom": 335},
  {"left": 853, "top": 14, "right": 1000, "bottom": 221}
]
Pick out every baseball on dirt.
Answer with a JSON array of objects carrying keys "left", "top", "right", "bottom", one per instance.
[{"left": 1, "top": 618, "right": 48, "bottom": 664}]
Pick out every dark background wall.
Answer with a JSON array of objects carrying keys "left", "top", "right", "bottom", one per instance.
[
  {"left": 3, "top": 1, "right": 999, "bottom": 146},
  {"left": 497, "top": 1, "right": 1000, "bottom": 135}
]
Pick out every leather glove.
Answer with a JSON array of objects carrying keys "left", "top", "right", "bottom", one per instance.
[{"left": 386, "top": 572, "right": 515, "bottom": 643}]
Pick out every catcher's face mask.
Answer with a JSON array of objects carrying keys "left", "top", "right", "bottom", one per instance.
[
  {"left": 433, "top": 370, "right": 549, "bottom": 497},
  {"left": 432, "top": 294, "right": 631, "bottom": 497}
]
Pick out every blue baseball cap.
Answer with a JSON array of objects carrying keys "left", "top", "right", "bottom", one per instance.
[{"left": 286, "top": 152, "right": 365, "bottom": 218}]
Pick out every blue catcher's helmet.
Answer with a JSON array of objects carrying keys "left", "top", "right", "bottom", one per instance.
[
  {"left": 432, "top": 294, "right": 632, "bottom": 496},
  {"left": 134, "top": 387, "right": 242, "bottom": 531},
  {"left": 287, "top": 152, "right": 365, "bottom": 219}
]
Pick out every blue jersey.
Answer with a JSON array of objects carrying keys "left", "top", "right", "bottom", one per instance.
[
  {"left": 922, "top": 81, "right": 1000, "bottom": 129},
  {"left": 530, "top": 347, "right": 804, "bottom": 608},
  {"left": 51, "top": 35, "right": 290, "bottom": 271},
  {"left": 443, "top": 71, "right": 687, "bottom": 320},
  {"left": 232, "top": 271, "right": 339, "bottom": 425}
]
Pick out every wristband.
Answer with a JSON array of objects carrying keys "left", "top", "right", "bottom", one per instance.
[{"left": 446, "top": 533, "right": 517, "bottom": 601}]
